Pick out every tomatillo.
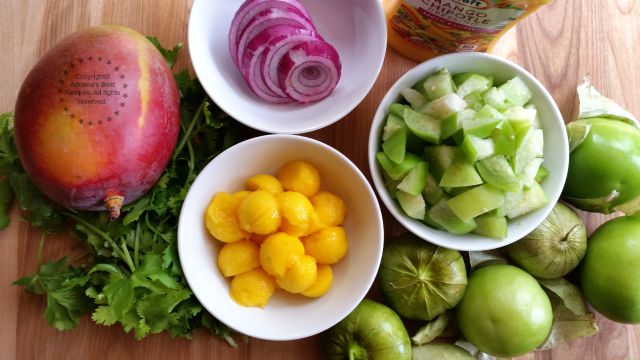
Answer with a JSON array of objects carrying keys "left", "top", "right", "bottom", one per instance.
[
  {"left": 324, "top": 299, "right": 411, "bottom": 360},
  {"left": 456, "top": 264, "right": 553, "bottom": 357},
  {"left": 564, "top": 117, "right": 640, "bottom": 214},
  {"left": 580, "top": 215, "right": 640, "bottom": 323}
]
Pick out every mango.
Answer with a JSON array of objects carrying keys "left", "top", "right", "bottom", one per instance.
[{"left": 13, "top": 25, "right": 179, "bottom": 219}]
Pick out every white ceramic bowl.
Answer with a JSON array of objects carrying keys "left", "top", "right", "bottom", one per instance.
[
  {"left": 178, "top": 134, "right": 384, "bottom": 340},
  {"left": 368, "top": 52, "right": 569, "bottom": 252},
  {"left": 188, "top": 0, "right": 387, "bottom": 134}
]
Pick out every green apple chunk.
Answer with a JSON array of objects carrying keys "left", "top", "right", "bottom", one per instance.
[
  {"left": 439, "top": 159, "right": 483, "bottom": 188},
  {"left": 461, "top": 135, "right": 495, "bottom": 162},
  {"left": 382, "top": 127, "right": 407, "bottom": 164},
  {"left": 419, "top": 93, "right": 467, "bottom": 119},
  {"left": 447, "top": 184, "right": 505, "bottom": 221},
  {"left": 423, "top": 145, "right": 461, "bottom": 181},
  {"left": 473, "top": 212, "right": 508, "bottom": 239},
  {"left": 422, "top": 172, "right": 444, "bottom": 205},
  {"left": 428, "top": 198, "right": 477, "bottom": 234},
  {"left": 397, "top": 191, "right": 426, "bottom": 220},
  {"left": 499, "top": 76, "right": 532, "bottom": 107},
  {"left": 383, "top": 113, "right": 406, "bottom": 141},
  {"left": 503, "top": 181, "right": 548, "bottom": 219},
  {"left": 491, "top": 119, "right": 516, "bottom": 156},
  {"left": 377, "top": 152, "right": 422, "bottom": 180},
  {"left": 403, "top": 107, "right": 441, "bottom": 144},
  {"left": 324, "top": 299, "right": 412, "bottom": 360},
  {"left": 476, "top": 155, "right": 521, "bottom": 192},
  {"left": 419, "top": 67, "right": 456, "bottom": 100},
  {"left": 400, "top": 88, "right": 427, "bottom": 110},
  {"left": 483, "top": 87, "right": 508, "bottom": 111},
  {"left": 463, "top": 117, "right": 502, "bottom": 139},
  {"left": 456, "top": 73, "right": 492, "bottom": 98},
  {"left": 397, "top": 162, "right": 429, "bottom": 195}
]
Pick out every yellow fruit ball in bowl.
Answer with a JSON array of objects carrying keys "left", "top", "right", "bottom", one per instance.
[
  {"left": 277, "top": 160, "right": 321, "bottom": 198},
  {"left": 277, "top": 255, "right": 318, "bottom": 294},
  {"left": 301, "top": 264, "right": 334, "bottom": 298},
  {"left": 277, "top": 191, "right": 315, "bottom": 237},
  {"left": 237, "top": 190, "right": 281, "bottom": 235},
  {"left": 230, "top": 268, "right": 276, "bottom": 308},
  {"left": 217, "top": 240, "right": 260, "bottom": 277},
  {"left": 259, "top": 232, "right": 305, "bottom": 278},
  {"left": 311, "top": 191, "right": 347, "bottom": 227},
  {"left": 302, "top": 226, "right": 349, "bottom": 264},
  {"left": 246, "top": 174, "right": 284, "bottom": 193},
  {"left": 205, "top": 192, "right": 248, "bottom": 243}
]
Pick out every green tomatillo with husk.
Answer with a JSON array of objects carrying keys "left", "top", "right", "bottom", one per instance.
[
  {"left": 378, "top": 233, "right": 467, "bottom": 321},
  {"left": 507, "top": 202, "right": 587, "bottom": 279},
  {"left": 563, "top": 79, "right": 640, "bottom": 214}
]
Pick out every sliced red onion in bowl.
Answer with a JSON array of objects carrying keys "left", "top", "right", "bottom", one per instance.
[
  {"left": 236, "top": 7, "right": 315, "bottom": 71},
  {"left": 260, "top": 30, "right": 321, "bottom": 98},
  {"left": 278, "top": 40, "right": 342, "bottom": 103},
  {"left": 228, "top": 0, "right": 311, "bottom": 67},
  {"left": 242, "top": 25, "right": 315, "bottom": 103}
]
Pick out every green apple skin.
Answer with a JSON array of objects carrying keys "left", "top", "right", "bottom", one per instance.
[
  {"left": 456, "top": 264, "right": 553, "bottom": 357},
  {"left": 580, "top": 215, "right": 640, "bottom": 323},
  {"left": 324, "top": 299, "right": 411, "bottom": 360}
]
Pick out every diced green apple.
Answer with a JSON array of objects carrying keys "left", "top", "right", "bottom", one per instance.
[
  {"left": 461, "top": 135, "right": 495, "bottom": 162},
  {"left": 439, "top": 159, "right": 483, "bottom": 188},
  {"left": 419, "top": 93, "right": 467, "bottom": 119},
  {"left": 483, "top": 87, "right": 508, "bottom": 111},
  {"left": 447, "top": 184, "right": 505, "bottom": 221},
  {"left": 503, "top": 181, "right": 548, "bottom": 219},
  {"left": 476, "top": 155, "right": 521, "bottom": 192},
  {"left": 491, "top": 120, "right": 516, "bottom": 156},
  {"left": 517, "top": 157, "right": 544, "bottom": 189},
  {"left": 423, "top": 145, "right": 461, "bottom": 181},
  {"left": 376, "top": 151, "right": 422, "bottom": 180},
  {"left": 382, "top": 113, "right": 406, "bottom": 142},
  {"left": 499, "top": 76, "right": 532, "bottom": 107},
  {"left": 397, "top": 191, "right": 426, "bottom": 220},
  {"left": 403, "top": 107, "right": 441, "bottom": 144},
  {"left": 382, "top": 127, "right": 407, "bottom": 164},
  {"left": 420, "top": 67, "right": 456, "bottom": 100},
  {"left": 428, "top": 198, "right": 477, "bottom": 234},
  {"left": 400, "top": 88, "right": 427, "bottom": 110},
  {"left": 473, "top": 213, "right": 508, "bottom": 239},
  {"left": 463, "top": 117, "right": 502, "bottom": 138},
  {"left": 456, "top": 74, "right": 493, "bottom": 98},
  {"left": 422, "top": 172, "right": 444, "bottom": 205},
  {"left": 397, "top": 161, "right": 429, "bottom": 195}
]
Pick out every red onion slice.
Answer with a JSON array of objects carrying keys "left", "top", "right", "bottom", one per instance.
[
  {"left": 260, "top": 31, "right": 321, "bottom": 98},
  {"left": 242, "top": 25, "right": 315, "bottom": 103},
  {"left": 236, "top": 7, "right": 315, "bottom": 71},
  {"left": 228, "top": 0, "right": 311, "bottom": 67},
  {"left": 278, "top": 40, "right": 342, "bottom": 103}
]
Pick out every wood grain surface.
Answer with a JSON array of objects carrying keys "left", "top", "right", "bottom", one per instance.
[{"left": 1, "top": 0, "right": 639, "bottom": 359}]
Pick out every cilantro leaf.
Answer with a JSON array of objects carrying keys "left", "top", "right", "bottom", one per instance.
[
  {"left": 13, "top": 257, "right": 93, "bottom": 330},
  {"left": 146, "top": 36, "right": 183, "bottom": 69},
  {"left": 9, "top": 173, "right": 64, "bottom": 233},
  {"left": 0, "top": 178, "right": 13, "bottom": 230}
]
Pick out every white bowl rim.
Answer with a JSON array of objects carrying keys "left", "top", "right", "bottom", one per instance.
[
  {"left": 178, "top": 133, "right": 385, "bottom": 340},
  {"left": 368, "top": 52, "right": 569, "bottom": 252},
  {"left": 187, "top": 0, "right": 388, "bottom": 134}
]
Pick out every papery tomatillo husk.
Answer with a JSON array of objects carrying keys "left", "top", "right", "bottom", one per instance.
[{"left": 507, "top": 202, "right": 586, "bottom": 279}]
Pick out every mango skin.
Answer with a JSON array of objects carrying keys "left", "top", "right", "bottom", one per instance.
[{"left": 14, "top": 25, "right": 179, "bottom": 211}]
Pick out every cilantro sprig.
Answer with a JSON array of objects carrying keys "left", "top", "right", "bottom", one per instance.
[{"left": 4, "top": 38, "right": 251, "bottom": 344}]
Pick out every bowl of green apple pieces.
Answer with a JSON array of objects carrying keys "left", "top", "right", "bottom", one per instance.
[{"left": 368, "top": 52, "right": 568, "bottom": 251}]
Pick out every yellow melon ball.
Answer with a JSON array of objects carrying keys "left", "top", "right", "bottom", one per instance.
[
  {"left": 259, "top": 232, "right": 305, "bottom": 278},
  {"left": 277, "top": 161, "right": 321, "bottom": 198},
  {"left": 237, "top": 190, "right": 281, "bottom": 235},
  {"left": 205, "top": 192, "right": 249, "bottom": 243},
  {"left": 217, "top": 240, "right": 260, "bottom": 277},
  {"left": 233, "top": 190, "right": 252, "bottom": 200},
  {"left": 277, "top": 191, "right": 315, "bottom": 237},
  {"left": 277, "top": 255, "right": 318, "bottom": 294},
  {"left": 302, "top": 226, "right": 349, "bottom": 265},
  {"left": 246, "top": 174, "right": 284, "bottom": 193},
  {"left": 301, "top": 264, "right": 334, "bottom": 297},
  {"left": 311, "top": 191, "right": 347, "bottom": 227},
  {"left": 230, "top": 268, "right": 276, "bottom": 308}
]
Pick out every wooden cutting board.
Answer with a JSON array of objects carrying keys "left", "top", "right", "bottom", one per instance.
[{"left": 1, "top": 0, "right": 639, "bottom": 359}]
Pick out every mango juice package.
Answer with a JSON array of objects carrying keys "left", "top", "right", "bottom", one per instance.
[{"left": 384, "top": 0, "right": 550, "bottom": 62}]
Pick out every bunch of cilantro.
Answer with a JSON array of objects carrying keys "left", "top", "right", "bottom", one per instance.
[{"left": 0, "top": 38, "right": 251, "bottom": 344}]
